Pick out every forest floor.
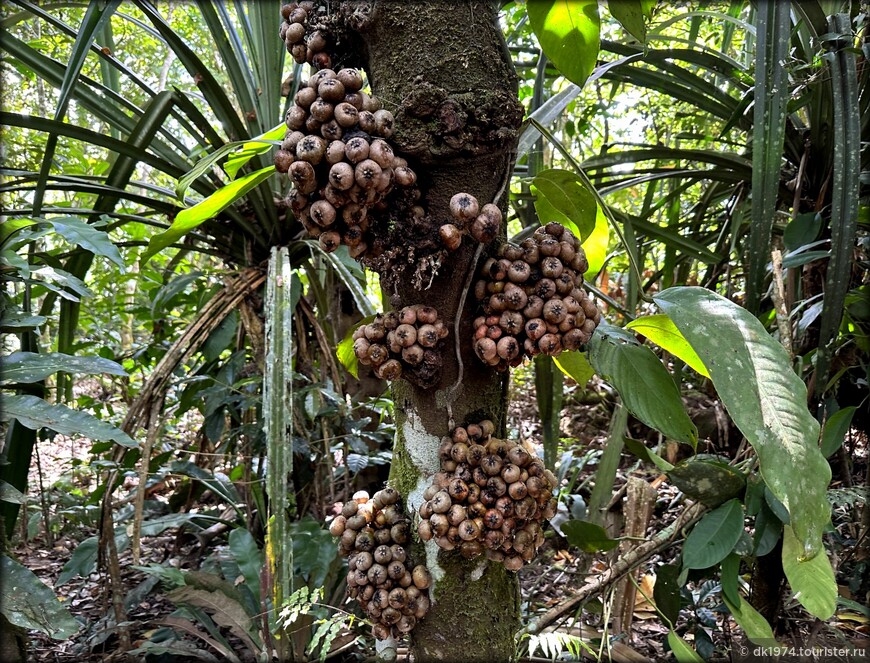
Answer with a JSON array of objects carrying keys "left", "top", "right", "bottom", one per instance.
[{"left": 13, "top": 376, "right": 869, "bottom": 662}]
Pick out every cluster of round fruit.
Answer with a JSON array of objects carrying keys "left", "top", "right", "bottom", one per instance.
[
  {"left": 328, "top": 488, "right": 432, "bottom": 640},
  {"left": 416, "top": 420, "right": 558, "bottom": 571},
  {"left": 279, "top": 1, "right": 334, "bottom": 70},
  {"left": 472, "top": 222, "right": 601, "bottom": 370},
  {"left": 276, "top": 67, "right": 418, "bottom": 257},
  {"left": 352, "top": 305, "right": 449, "bottom": 388},
  {"left": 438, "top": 193, "right": 503, "bottom": 251}
]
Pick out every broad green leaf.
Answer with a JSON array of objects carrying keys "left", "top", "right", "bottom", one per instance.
[
  {"left": 667, "top": 630, "right": 704, "bottom": 663},
  {"left": 165, "top": 461, "right": 243, "bottom": 515},
  {"left": 0, "top": 218, "right": 36, "bottom": 245},
  {"left": 532, "top": 169, "right": 597, "bottom": 240},
  {"left": 720, "top": 553, "right": 741, "bottom": 606},
  {"left": 820, "top": 406, "right": 856, "bottom": 458},
  {"left": 224, "top": 123, "right": 286, "bottom": 180},
  {"left": 560, "top": 520, "right": 619, "bottom": 553},
  {"left": 752, "top": 502, "right": 783, "bottom": 557},
  {"left": 143, "top": 166, "right": 276, "bottom": 263},
  {"left": 653, "top": 564, "right": 681, "bottom": 626},
  {"left": 783, "top": 212, "right": 822, "bottom": 251},
  {"left": 1, "top": 554, "right": 79, "bottom": 639},
  {"left": 2, "top": 394, "right": 136, "bottom": 447},
  {"left": 0, "top": 481, "right": 27, "bottom": 505},
  {"left": 167, "top": 586, "right": 260, "bottom": 653},
  {"left": 667, "top": 457, "right": 746, "bottom": 507},
  {"left": 553, "top": 350, "right": 594, "bottom": 386},
  {"left": 0, "top": 351, "right": 126, "bottom": 385},
  {"left": 527, "top": 0, "right": 601, "bottom": 88},
  {"left": 609, "top": 0, "right": 656, "bottom": 43},
  {"left": 228, "top": 528, "right": 263, "bottom": 605},
  {"left": 625, "top": 315, "right": 710, "bottom": 377},
  {"left": 587, "top": 323, "right": 698, "bottom": 446},
  {"left": 782, "top": 525, "right": 836, "bottom": 620},
  {"left": 722, "top": 594, "right": 777, "bottom": 646},
  {"left": 623, "top": 438, "right": 674, "bottom": 472},
  {"left": 48, "top": 216, "right": 125, "bottom": 270},
  {"left": 654, "top": 287, "right": 830, "bottom": 559},
  {"left": 682, "top": 499, "right": 744, "bottom": 570},
  {"left": 0, "top": 311, "right": 47, "bottom": 332},
  {"left": 58, "top": 532, "right": 130, "bottom": 585}
]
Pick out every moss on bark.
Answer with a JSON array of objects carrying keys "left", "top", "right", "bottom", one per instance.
[{"left": 353, "top": 1, "right": 524, "bottom": 659}]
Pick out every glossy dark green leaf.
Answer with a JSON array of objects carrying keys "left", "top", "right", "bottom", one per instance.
[
  {"left": 783, "top": 212, "right": 822, "bottom": 251},
  {"left": 667, "top": 457, "right": 746, "bottom": 507},
  {"left": 820, "top": 406, "right": 856, "bottom": 458},
  {"left": 2, "top": 394, "right": 136, "bottom": 447},
  {"left": 653, "top": 563, "right": 681, "bottom": 626},
  {"left": 0, "top": 351, "right": 126, "bottom": 384},
  {"left": 0, "top": 311, "right": 47, "bottom": 332},
  {"left": 527, "top": 0, "right": 601, "bottom": 88},
  {"left": 561, "top": 519, "right": 619, "bottom": 553},
  {"left": 720, "top": 552, "right": 741, "bottom": 606},
  {"left": 228, "top": 528, "right": 263, "bottom": 605},
  {"left": 1, "top": 554, "right": 79, "bottom": 639},
  {"left": 752, "top": 502, "right": 783, "bottom": 557},
  {"left": 655, "top": 287, "right": 830, "bottom": 559},
  {"left": 587, "top": 323, "right": 698, "bottom": 446},
  {"left": 682, "top": 499, "right": 744, "bottom": 570}
]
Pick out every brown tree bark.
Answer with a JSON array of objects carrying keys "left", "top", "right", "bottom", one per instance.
[{"left": 354, "top": 2, "right": 525, "bottom": 660}]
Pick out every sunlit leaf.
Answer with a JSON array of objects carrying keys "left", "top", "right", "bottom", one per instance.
[
  {"left": 143, "top": 166, "right": 276, "bottom": 263},
  {"left": 527, "top": 0, "right": 601, "bottom": 88},
  {"left": 608, "top": 0, "right": 656, "bottom": 43},
  {"left": 625, "top": 314, "right": 710, "bottom": 377},
  {"left": 820, "top": 406, "right": 856, "bottom": 458},
  {"left": 47, "top": 216, "right": 125, "bottom": 270}
]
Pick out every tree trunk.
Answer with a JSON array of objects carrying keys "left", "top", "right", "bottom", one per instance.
[{"left": 356, "top": 2, "right": 525, "bottom": 660}]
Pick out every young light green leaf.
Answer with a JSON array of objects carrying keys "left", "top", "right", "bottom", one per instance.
[
  {"left": 608, "top": 0, "right": 656, "bottom": 43},
  {"left": 2, "top": 394, "right": 136, "bottom": 447},
  {"left": 1, "top": 554, "right": 80, "bottom": 639},
  {"left": 654, "top": 286, "right": 830, "bottom": 559},
  {"left": 581, "top": 204, "right": 609, "bottom": 278},
  {"left": 722, "top": 593, "right": 777, "bottom": 646},
  {"left": 527, "top": 0, "right": 601, "bottom": 88},
  {"left": 682, "top": 498, "right": 744, "bottom": 570},
  {"left": 720, "top": 553, "right": 741, "bottom": 606},
  {"left": 782, "top": 525, "right": 836, "bottom": 620},
  {"left": 336, "top": 328, "right": 360, "bottom": 379},
  {"left": 48, "top": 216, "right": 125, "bottom": 270},
  {"left": 143, "top": 166, "right": 276, "bottom": 263},
  {"left": 560, "top": 520, "right": 619, "bottom": 553},
  {"left": 0, "top": 351, "right": 126, "bottom": 385},
  {"left": 667, "top": 630, "right": 704, "bottom": 663},
  {"left": 224, "top": 123, "right": 286, "bottom": 180},
  {"left": 587, "top": 323, "right": 698, "bottom": 446},
  {"left": 820, "top": 406, "right": 856, "bottom": 458},
  {"left": 625, "top": 314, "right": 710, "bottom": 377},
  {"left": 532, "top": 169, "right": 597, "bottom": 240},
  {"left": 553, "top": 350, "right": 594, "bottom": 386}
]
